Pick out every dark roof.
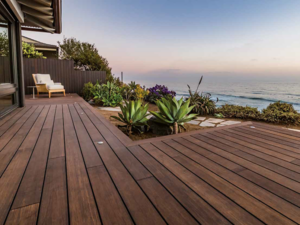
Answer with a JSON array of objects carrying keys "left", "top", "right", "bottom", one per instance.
[{"left": 22, "top": 36, "right": 58, "bottom": 49}]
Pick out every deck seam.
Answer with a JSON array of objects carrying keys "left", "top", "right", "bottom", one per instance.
[
  {"left": 62, "top": 104, "right": 71, "bottom": 225},
  {"left": 36, "top": 105, "right": 57, "bottom": 224}
]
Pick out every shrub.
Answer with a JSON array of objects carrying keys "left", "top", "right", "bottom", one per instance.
[
  {"left": 121, "top": 81, "right": 148, "bottom": 100},
  {"left": 146, "top": 84, "right": 176, "bottom": 103},
  {"left": 187, "top": 76, "right": 217, "bottom": 115},
  {"left": 150, "top": 97, "right": 197, "bottom": 134},
  {"left": 262, "top": 101, "right": 297, "bottom": 113},
  {"left": 82, "top": 82, "right": 94, "bottom": 101},
  {"left": 261, "top": 102, "right": 300, "bottom": 125},
  {"left": 120, "top": 84, "right": 132, "bottom": 101},
  {"left": 134, "top": 84, "right": 148, "bottom": 100},
  {"left": 216, "top": 104, "right": 260, "bottom": 120},
  {"left": 121, "top": 82, "right": 148, "bottom": 101},
  {"left": 92, "top": 81, "right": 123, "bottom": 107},
  {"left": 111, "top": 100, "right": 149, "bottom": 134}
]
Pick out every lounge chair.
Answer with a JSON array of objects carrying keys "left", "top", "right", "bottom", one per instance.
[{"left": 32, "top": 74, "right": 66, "bottom": 98}]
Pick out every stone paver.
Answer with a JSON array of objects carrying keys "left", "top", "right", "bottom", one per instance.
[
  {"left": 200, "top": 122, "right": 215, "bottom": 127},
  {"left": 220, "top": 121, "right": 241, "bottom": 125},
  {"left": 217, "top": 124, "right": 226, "bottom": 127},
  {"left": 206, "top": 118, "right": 225, "bottom": 123},
  {"left": 195, "top": 117, "right": 206, "bottom": 121},
  {"left": 187, "top": 120, "right": 200, "bottom": 125},
  {"left": 98, "top": 107, "right": 121, "bottom": 112},
  {"left": 288, "top": 128, "right": 300, "bottom": 133}
]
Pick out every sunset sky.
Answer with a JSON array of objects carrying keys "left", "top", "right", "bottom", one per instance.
[{"left": 23, "top": 0, "right": 300, "bottom": 81}]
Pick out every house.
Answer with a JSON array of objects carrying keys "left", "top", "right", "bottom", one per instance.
[
  {"left": 22, "top": 36, "right": 59, "bottom": 58},
  {"left": 0, "top": 0, "right": 62, "bottom": 119}
]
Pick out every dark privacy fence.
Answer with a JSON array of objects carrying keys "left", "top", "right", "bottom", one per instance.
[{"left": 23, "top": 58, "right": 106, "bottom": 95}]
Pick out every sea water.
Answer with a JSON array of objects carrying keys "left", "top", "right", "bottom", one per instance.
[
  {"left": 175, "top": 80, "right": 300, "bottom": 112},
  {"left": 132, "top": 78, "right": 300, "bottom": 112}
]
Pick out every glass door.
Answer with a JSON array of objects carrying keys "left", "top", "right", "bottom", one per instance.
[{"left": 0, "top": 7, "right": 18, "bottom": 118}]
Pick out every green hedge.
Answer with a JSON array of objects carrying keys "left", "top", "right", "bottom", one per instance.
[
  {"left": 216, "top": 102, "right": 300, "bottom": 125},
  {"left": 216, "top": 104, "right": 260, "bottom": 120}
]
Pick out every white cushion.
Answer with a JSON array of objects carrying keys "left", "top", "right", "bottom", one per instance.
[
  {"left": 36, "top": 74, "right": 52, "bottom": 84},
  {"left": 54, "top": 82, "right": 61, "bottom": 85},
  {"left": 47, "top": 84, "right": 64, "bottom": 90}
]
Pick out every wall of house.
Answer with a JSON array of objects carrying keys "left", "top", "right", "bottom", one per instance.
[{"left": 41, "top": 51, "right": 58, "bottom": 59}]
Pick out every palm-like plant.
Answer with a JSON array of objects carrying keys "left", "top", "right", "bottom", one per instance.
[
  {"left": 111, "top": 100, "right": 149, "bottom": 134},
  {"left": 150, "top": 97, "right": 197, "bottom": 134}
]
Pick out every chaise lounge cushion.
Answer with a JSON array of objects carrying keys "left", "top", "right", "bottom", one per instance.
[
  {"left": 47, "top": 84, "right": 64, "bottom": 90},
  {"left": 36, "top": 74, "right": 53, "bottom": 84}
]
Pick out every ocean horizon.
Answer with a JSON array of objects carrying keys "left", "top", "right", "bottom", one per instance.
[{"left": 124, "top": 77, "right": 300, "bottom": 112}]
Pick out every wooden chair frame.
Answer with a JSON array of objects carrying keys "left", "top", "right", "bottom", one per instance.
[{"left": 32, "top": 74, "right": 66, "bottom": 98}]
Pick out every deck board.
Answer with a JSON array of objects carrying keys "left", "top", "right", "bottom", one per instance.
[
  {"left": 156, "top": 140, "right": 300, "bottom": 223},
  {"left": 63, "top": 104, "right": 101, "bottom": 225},
  {"left": 0, "top": 94, "right": 299, "bottom": 225},
  {"left": 11, "top": 105, "right": 56, "bottom": 209},
  {"left": 234, "top": 126, "right": 300, "bottom": 150}
]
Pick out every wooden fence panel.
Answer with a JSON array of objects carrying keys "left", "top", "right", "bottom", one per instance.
[{"left": 22, "top": 58, "right": 106, "bottom": 95}]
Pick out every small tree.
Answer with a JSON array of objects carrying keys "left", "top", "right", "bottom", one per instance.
[
  {"left": 0, "top": 32, "right": 9, "bottom": 56},
  {"left": 0, "top": 31, "right": 45, "bottom": 58},
  {"left": 58, "top": 37, "right": 113, "bottom": 81},
  {"left": 22, "top": 42, "right": 46, "bottom": 58}
]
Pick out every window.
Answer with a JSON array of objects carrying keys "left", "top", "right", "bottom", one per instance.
[{"left": 0, "top": 7, "right": 18, "bottom": 118}]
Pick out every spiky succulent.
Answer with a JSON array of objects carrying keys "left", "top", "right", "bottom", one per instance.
[
  {"left": 150, "top": 97, "right": 197, "bottom": 134},
  {"left": 111, "top": 99, "right": 149, "bottom": 134}
]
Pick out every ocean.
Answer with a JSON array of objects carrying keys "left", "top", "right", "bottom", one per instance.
[{"left": 128, "top": 77, "right": 300, "bottom": 112}]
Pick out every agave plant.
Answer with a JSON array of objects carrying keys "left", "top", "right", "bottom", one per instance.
[
  {"left": 188, "top": 76, "right": 218, "bottom": 115},
  {"left": 150, "top": 97, "right": 197, "bottom": 134},
  {"left": 111, "top": 100, "right": 149, "bottom": 134}
]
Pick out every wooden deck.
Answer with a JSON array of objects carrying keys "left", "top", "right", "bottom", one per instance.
[{"left": 1, "top": 94, "right": 300, "bottom": 225}]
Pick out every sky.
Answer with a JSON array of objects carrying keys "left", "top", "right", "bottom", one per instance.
[{"left": 23, "top": 0, "right": 300, "bottom": 83}]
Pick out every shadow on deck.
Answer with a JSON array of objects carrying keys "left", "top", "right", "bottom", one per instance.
[{"left": 0, "top": 94, "right": 300, "bottom": 224}]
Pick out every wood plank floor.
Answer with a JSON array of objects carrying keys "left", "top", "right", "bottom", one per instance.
[{"left": 1, "top": 94, "right": 300, "bottom": 225}]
